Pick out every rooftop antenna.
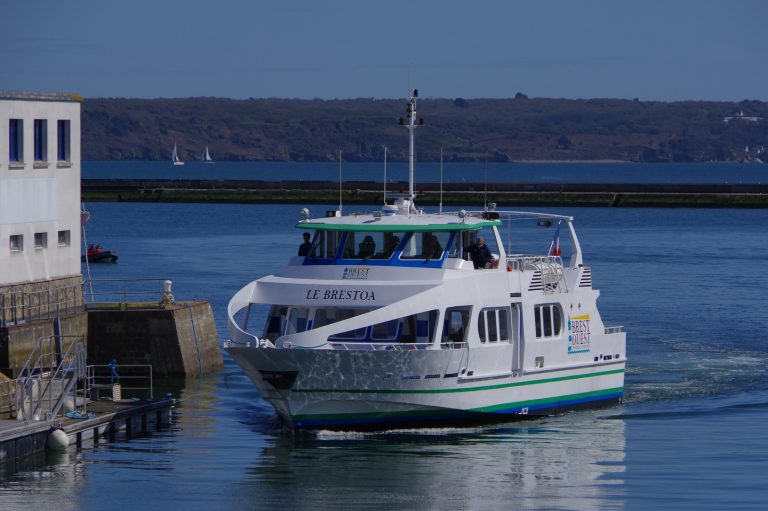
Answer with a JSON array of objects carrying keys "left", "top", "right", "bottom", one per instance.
[
  {"left": 338, "top": 149, "right": 343, "bottom": 214},
  {"left": 399, "top": 87, "right": 423, "bottom": 211},
  {"left": 383, "top": 145, "right": 387, "bottom": 205},
  {"left": 483, "top": 153, "right": 488, "bottom": 211},
  {"left": 439, "top": 147, "right": 444, "bottom": 214}
]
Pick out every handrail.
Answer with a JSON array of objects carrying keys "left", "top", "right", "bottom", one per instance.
[
  {"left": 0, "top": 284, "right": 84, "bottom": 326},
  {"left": 86, "top": 364, "right": 154, "bottom": 399},
  {"left": 82, "top": 278, "right": 171, "bottom": 304},
  {"left": 506, "top": 254, "right": 564, "bottom": 271},
  {"left": 328, "top": 341, "right": 467, "bottom": 351},
  {"left": 11, "top": 335, "right": 87, "bottom": 421}
]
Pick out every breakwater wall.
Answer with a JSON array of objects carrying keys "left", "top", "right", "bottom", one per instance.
[{"left": 82, "top": 179, "right": 768, "bottom": 207}]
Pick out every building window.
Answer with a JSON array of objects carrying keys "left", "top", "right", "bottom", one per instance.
[
  {"left": 57, "top": 119, "right": 71, "bottom": 161},
  {"left": 34, "top": 232, "right": 48, "bottom": 249},
  {"left": 34, "top": 119, "right": 48, "bottom": 162},
  {"left": 10, "top": 235, "right": 24, "bottom": 252},
  {"left": 477, "top": 307, "right": 511, "bottom": 343},
  {"left": 534, "top": 304, "right": 563, "bottom": 339},
  {"left": 9, "top": 119, "right": 23, "bottom": 162},
  {"left": 58, "top": 230, "right": 71, "bottom": 246}
]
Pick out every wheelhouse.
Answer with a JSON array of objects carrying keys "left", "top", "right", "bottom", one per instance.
[{"left": 298, "top": 214, "right": 503, "bottom": 269}]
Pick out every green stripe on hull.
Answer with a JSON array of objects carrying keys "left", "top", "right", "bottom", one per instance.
[
  {"left": 292, "top": 368, "right": 625, "bottom": 395},
  {"left": 470, "top": 386, "right": 624, "bottom": 413}
]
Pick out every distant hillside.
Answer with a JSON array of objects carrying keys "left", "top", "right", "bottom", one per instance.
[{"left": 81, "top": 96, "right": 768, "bottom": 163}]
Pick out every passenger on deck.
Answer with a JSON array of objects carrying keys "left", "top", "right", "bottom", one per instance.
[
  {"left": 298, "top": 232, "right": 312, "bottom": 256},
  {"left": 358, "top": 235, "right": 376, "bottom": 258},
  {"left": 465, "top": 237, "right": 492, "bottom": 269}
]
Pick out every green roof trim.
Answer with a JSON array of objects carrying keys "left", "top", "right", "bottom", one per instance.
[{"left": 296, "top": 220, "right": 501, "bottom": 232}]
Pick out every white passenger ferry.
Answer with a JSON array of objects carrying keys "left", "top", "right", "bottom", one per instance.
[{"left": 225, "top": 90, "right": 626, "bottom": 430}]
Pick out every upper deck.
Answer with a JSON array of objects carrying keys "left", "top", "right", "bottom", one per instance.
[{"left": 293, "top": 205, "right": 580, "bottom": 271}]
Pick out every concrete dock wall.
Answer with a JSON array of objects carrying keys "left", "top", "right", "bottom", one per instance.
[
  {"left": 86, "top": 300, "right": 223, "bottom": 377},
  {"left": 0, "top": 312, "right": 87, "bottom": 378}
]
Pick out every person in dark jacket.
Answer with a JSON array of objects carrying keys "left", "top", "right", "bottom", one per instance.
[
  {"left": 465, "top": 236, "right": 492, "bottom": 269},
  {"left": 298, "top": 232, "right": 312, "bottom": 256}
]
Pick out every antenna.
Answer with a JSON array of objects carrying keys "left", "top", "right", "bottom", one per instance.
[
  {"left": 338, "top": 149, "right": 343, "bottom": 214},
  {"left": 483, "top": 154, "right": 488, "bottom": 211},
  {"left": 383, "top": 145, "right": 387, "bottom": 205},
  {"left": 400, "top": 88, "right": 422, "bottom": 210},
  {"left": 439, "top": 147, "right": 443, "bottom": 214}
]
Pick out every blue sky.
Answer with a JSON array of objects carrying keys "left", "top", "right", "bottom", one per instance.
[{"left": 1, "top": 0, "right": 766, "bottom": 101}]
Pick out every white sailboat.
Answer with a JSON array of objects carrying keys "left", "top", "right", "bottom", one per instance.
[
  {"left": 172, "top": 144, "right": 184, "bottom": 166},
  {"left": 201, "top": 145, "right": 214, "bottom": 163}
]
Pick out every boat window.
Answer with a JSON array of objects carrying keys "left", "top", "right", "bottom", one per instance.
[
  {"left": 286, "top": 307, "right": 311, "bottom": 334},
  {"left": 403, "top": 310, "right": 438, "bottom": 343},
  {"left": 327, "top": 309, "right": 438, "bottom": 343},
  {"left": 264, "top": 305, "right": 288, "bottom": 339},
  {"left": 342, "top": 231, "right": 404, "bottom": 260},
  {"left": 314, "top": 307, "right": 369, "bottom": 328},
  {"left": 477, "top": 307, "right": 511, "bottom": 343},
  {"left": 442, "top": 306, "right": 471, "bottom": 343},
  {"left": 318, "top": 308, "right": 368, "bottom": 340},
  {"left": 399, "top": 231, "right": 448, "bottom": 261},
  {"left": 446, "top": 232, "right": 461, "bottom": 258},
  {"left": 371, "top": 319, "right": 400, "bottom": 341},
  {"left": 498, "top": 308, "right": 509, "bottom": 340},
  {"left": 309, "top": 231, "right": 339, "bottom": 260},
  {"left": 534, "top": 304, "right": 563, "bottom": 339},
  {"left": 488, "top": 312, "right": 498, "bottom": 342}
]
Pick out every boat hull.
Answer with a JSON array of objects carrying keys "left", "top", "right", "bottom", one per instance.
[
  {"left": 81, "top": 251, "right": 118, "bottom": 263},
  {"left": 227, "top": 345, "right": 624, "bottom": 430}
]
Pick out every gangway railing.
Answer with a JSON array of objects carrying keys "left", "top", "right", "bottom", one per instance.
[
  {"left": 0, "top": 335, "right": 88, "bottom": 421},
  {"left": 0, "top": 354, "right": 154, "bottom": 420}
]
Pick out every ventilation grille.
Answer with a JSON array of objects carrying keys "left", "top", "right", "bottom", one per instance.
[
  {"left": 579, "top": 267, "right": 592, "bottom": 288},
  {"left": 528, "top": 271, "right": 543, "bottom": 291}
]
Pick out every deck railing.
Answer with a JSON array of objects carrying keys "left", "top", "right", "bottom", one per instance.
[
  {"left": 328, "top": 341, "right": 468, "bottom": 351},
  {"left": 506, "top": 254, "right": 564, "bottom": 271}
]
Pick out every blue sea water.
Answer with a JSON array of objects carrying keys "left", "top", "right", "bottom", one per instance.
[
  {"left": 83, "top": 160, "right": 768, "bottom": 185},
  {"left": 1, "top": 198, "right": 767, "bottom": 510}
]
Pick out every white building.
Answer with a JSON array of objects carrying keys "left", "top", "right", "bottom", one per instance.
[{"left": 0, "top": 91, "right": 83, "bottom": 326}]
